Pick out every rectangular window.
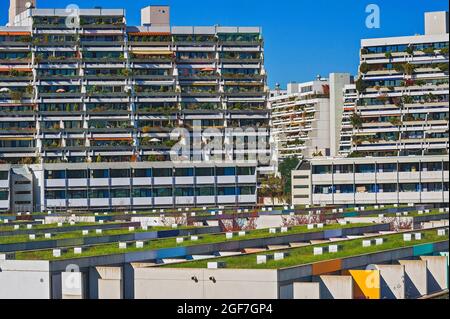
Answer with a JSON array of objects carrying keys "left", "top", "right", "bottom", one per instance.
[
  {"left": 0, "top": 191, "right": 8, "bottom": 200},
  {"left": 175, "top": 168, "right": 194, "bottom": 177},
  {"left": 293, "top": 185, "right": 309, "bottom": 189},
  {"left": 132, "top": 188, "right": 152, "bottom": 198},
  {"left": 110, "top": 188, "right": 130, "bottom": 198},
  {"left": 45, "top": 190, "right": 66, "bottom": 199},
  {"left": 218, "top": 187, "right": 236, "bottom": 196},
  {"left": 133, "top": 169, "right": 152, "bottom": 178},
  {"left": 68, "top": 190, "right": 87, "bottom": 199},
  {"left": 0, "top": 171, "right": 9, "bottom": 180},
  {"left": 379, "top": 183, "right": 397, "bottom": 192},
  {"left": 355, "top": 184, "right": 376, "bottom": 193},
  {"left": 377, "top": 163, "right": 397, "bottom": 173},
  {"left": 67, "top": 170, "right": 87, "bottom": 179},
  {"left": 91, "top": 169, "right": 109, "bottom": 179},
  {"left": 421, "top": 162, "right": 443, "bottom": 172},
  {"left": 217, "top": 167, "right": 236, "bottom": 176},
  {"left": 195, "top": 187, "right": 215, "bottom": 196},
  {"left": 399, "top": 163, "right": 420, "bottom": 172},
  {"left": 237, "top": 167, "right": 256, "bottom": 176},
  {"left": 154, "top": 188, "right": 172, "bottom": 197},
  {"left": 175, "top": 188, "right": 194, "bottom": 197},
  {"left": 313, "top": 165, "right": 332, "bottom": 174},
  {"left": 195, "top": 168, "right": 215, "bottom": 177},
  {"left": 110, "top": 169, "right": 130, "bottom": 178},
  {"left": 399, "top": 183, "right": 420, "bottom": 192},
  {"left": 355, "top": 164, "right": 375, "bottom": 173},
  {"left": 238, "top": 186, "right": 255, "bottom": 195},
  {"left": 45, "top": 170, "right": 66, "bottom": 179},
  {"left": 153, "top": 168, "right": 173, "bottom": 177},
  {"left": 333, "top": 165, "right": 353, "bottom": 174},
  {"left": 89, "top": 189, "right": 109, "bottom": 198}
]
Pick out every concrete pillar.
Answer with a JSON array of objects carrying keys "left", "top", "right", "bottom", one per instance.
[
  {"left": 318, "top": 275, "right": 353, "bottom": 299},
  {"left": 374, "top": 265, "right": 405, "bottom": 299},
  {"left": 96, "top": 267, "right": 123, "bottom": 299},
  {"left": 398, "top": 260, "right": 427, "bottom": 299},
  {"left": 61, "top": 272, "right": 85, "bottom": 299},
  {"left": 293, "top": 282, "right": 320, "bottom": 299},
  {"left": 420, "top": 256, "right": 448, "bottom": 294}
]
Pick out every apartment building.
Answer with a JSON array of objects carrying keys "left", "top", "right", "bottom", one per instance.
[
  {"left": 291, "top": 155, "right": 449, "bottom": 206},
  {"left": 0, "top": 4, "right": 270, "bottom": 211},
  {"left": 338, "top": 84, "right": 357, "bottom": 156},
  {"left": 350, "top": 11, "right": 449, "bottom": 157},
  {"left": 270, "top": 73, "right": 351, "bottom": 159}
]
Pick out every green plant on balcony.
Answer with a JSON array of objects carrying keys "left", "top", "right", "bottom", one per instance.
[
  {"left": 359, "top": 62, "right": 371, "bottom": 74},
  {"left": 9, "top": 91, "right": 23, "bottom": 101},
  {"left": 355, "top": 78, "right": 368, "bottom": 93},
  {"left": 414, "top": 79, "right": 426, "bottom": 86},
  {"left": 385, "top": 51, "right": 393, "bottom": 59},
  {"left": 405, "top": 46, "right": 414, "bottom": 55},
  {"left": 422, "top": 47, "right": 436, "bottom": 55},
  {"left": 439, "top": 47, "right": 449, "bottom": 56},
  {"left": 388, "top": 117, "right": 402, "bottom": 126},
  {"left": 402, "top": 95, "right": 414, "bottom": 104},
  {"left": 360, "top": 48, "right": 369, "bottom": 55},
  {"left": 350, "top": 113, "right": 363, "bottom": 129},
  {"left": 437, "top": 63, "right": 449, "bottom": 72},
  {"left": 423, "top": 93, "right": 436, "bottom": 103},
  {"left": 403, "top": 63, "right": 416, "bottom": 75}
]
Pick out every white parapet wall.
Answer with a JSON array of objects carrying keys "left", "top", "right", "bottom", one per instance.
[
  {"left": 0, "top": 260, "right": 51, "bottom": 299},
  {"left": 96, "top": 266, "right": 123, "bottom": 299},
  {"left": 318, "top": 275, "right": 353, "bottom": 299},
  {"left": 375, "top": 264, "right": 406, "bottom": 299},
  {"left": 420, "top": 256, "right": 449, "bottom": 294},
  {"left": 133, "top": 267, "right": 279, "bottom": 299},
  {"left": 398, "top": 260, "right": 428, "bottom": 299},
  {"left": 61, "top": 271, "right": 85, "bottom": 299},
  {"left": 293, "top": 282, "right": 320, "bottom": 299}
]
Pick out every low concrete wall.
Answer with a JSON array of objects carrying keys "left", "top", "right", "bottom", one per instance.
[
  {"left": 398, "top": 260, "right": 427, "bottom": 298},
  {"left": 375, "top": 264, "right": 405, "bottom": 299},
  {"left": 97, "top": 267, "right": 123, "bottom": 299},
  {"left": 133, "top": 267, "right": 278, "bottom": 299},
  {"left": 293, "top": 282, "right": 320, "bottom": 299},
  {"left": 61, "top": 271, "right": 85, "bottom": 299},
  {"left": 317, "top": 275, "right": 353, "bottom": 299},
  {"left": 420, "top": 256, "right": 448, "bottom": 294}
]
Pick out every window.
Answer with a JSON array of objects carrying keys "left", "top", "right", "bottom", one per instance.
[
  {"left": 89, "top": 189, "right": 109, "bottom": 198},
  {"left": 238, "top": 186, "right": 255, "bottom": 195},
  {"left": 379, "top": 183, "right": 397, "bottom": 193},
  {"left": 110, "top": 188, "right": 130, "bottom": 198},
  {"left": 333, "top": 165, "right": 353, "bottom": 174},
  {"left": 218, "top": 187, "right": 236, "bottom": 196},
  {"left": 133, "top": 169, "right": 152, "bottom": 178},
  {"left": 15, "top": 191, "right": 31, "bottom": 195},
  {"left": 45, "top": 190, "right": 66, "bottom": 199},
  {"left": 377, "top": 163, "right": 397, "bottom": 173},
  {"left": 293, "top": 185, "right": 309, "bottom": 189},
  {"left": 154, "top": 188, "right": 172, "bottom": 197},
  {"left": 91, "top": 169, "right": 109, "bottom": 179},
  {"left": 293, "top": 175, "right": 309, "bottom": 179},
  {"left": 313, "top": 165, "right": 332, "bottom": 174},
  {"left": 422, "top": 183, "right": 442, "bottom": 192},
  {"left": 132, "top": 188, "right": 152, "bottom": 198},
  {"left": 67, "top": 170, "right": 87, "bottom": 179},
  {"left": 175, "top": 188, "right": 194, "bottom": 197},
  {"left": 153, "top": 168, "right": 173, "bottom": 177},
  {"left": 314, "top": 185, "right": 333, "bottom": 194},
  {"left": 237, "top": 167, "right": 255, "bottom": 176},
  {"left": 0, "top": 171, "right": 9, "bottom": 180},
  {"left": 399, "top": 183, "right": 420, "bottom": 192},
  {"left": 355, "top": 184, "right": 376, "bottom": 193},
  {"left": 399, "top": 163, "right": 420, "bottom": 172},
  {"left": 195, "top": 168, "right": 214, "bottom": 177},
  {"left": 175, "top": 168, "right": 194, "bottom": 177},
  {"left": 195, "top": 187, "right": 215, "bottom": 196},
  {"left": 217, "top": 167, "right": 236, "bottom": 176},
  {"left": 355, "top": 164, "right": 375, "bottom": 173},
  {"left": 110, "top": 169, "right": 130, "bottom": 178},
  {"left": 422, "top": 162, "right": 443, "bottom": 172},
  {"left": 68, "top": 190, "right": 87, "bottom": 199},
  {"left": 335, "top": 185, "right": 354, "bottom": 193},
  {"left": 0, "top": 191, "right": 8, "bottom": 200},
  {"left": 45, "top": 170, "right": 66, "bottom": 179}
]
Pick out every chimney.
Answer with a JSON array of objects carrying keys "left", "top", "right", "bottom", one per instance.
[
  {"left": 141, "top": 5, "right": 170, "bottom": 27},
  {"left": 9, "top": 0, "right": 36, "bottom": 26},
  {"left": 424, "top": 11, "right": 449, "bottom": 35}
]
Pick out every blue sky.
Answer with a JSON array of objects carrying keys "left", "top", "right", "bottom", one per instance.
[{"left": 1, "top": 0, "right": 448, "bottom": 87}]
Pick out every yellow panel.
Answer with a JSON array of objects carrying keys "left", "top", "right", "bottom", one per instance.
[{"left": 348, "top": 270, "right": 380, "bottom": 299}]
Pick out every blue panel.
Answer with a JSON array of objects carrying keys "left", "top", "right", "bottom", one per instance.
[
  {"left": 157, "top": 230, "right": 179, "bottom": 238},
  {"left": 156, "top": 247, "right": 187, "bottom": 259},
  {"left": 324, "top": 229, "right": 342, "bottom": 239},
  {"left": 413, "top": 243, "right": 434, "bottom": 256},
  {"left": 344, "top": 212, "right": 358, "bottom": 217}
]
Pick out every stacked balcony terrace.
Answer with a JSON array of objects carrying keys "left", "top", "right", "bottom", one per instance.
[
  {"left": 351, "top": 34, "right": 449, "bottom": 158},
  {"left": 0, "top": 28, "right": 36, "bottom": 165},
  {"left": 339, "top": 84, "right": 357, "bottom": 156}
]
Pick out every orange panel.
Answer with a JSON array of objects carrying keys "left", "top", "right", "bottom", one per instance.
[
  {"left": 347, "top": 270, "right": 380, "bottom": 299},
  {"left": 0, "top": 32, "right": 30, "bottom": 36},
  {"left": 312, "top": 259, "right": 342, "bottom": 275}
]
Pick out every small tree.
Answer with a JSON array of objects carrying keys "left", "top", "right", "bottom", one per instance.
[{"left": 259, "top": 176, "right": 284, "bottom": 205}]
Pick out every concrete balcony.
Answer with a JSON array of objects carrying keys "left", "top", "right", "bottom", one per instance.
[
  {"left": 421, "top": 191, "right": 444, "bottom": 203},
  {"left": 175, "top": 196, "right": 195, "bottom": 205},
  {"left": 332, "top": 173, "right": 354, "bottom": 184},
  {"left": 376, "top": 172, "right": 398, "bottom": 182},
  {"left": 46, "top": 199, "right": 66, "bottom": 208},
  {"left": 111, "top": 178, "right": 131, "bottom": 186},
  {"left": 398, "top": 192, "right": 420, "bottom": 203},
  {"left": 90, "top": 198, "right": 110, "bottom": 207},
  {"left": 154, "top": 177, "right": 173, "bottom": 186},
  {"left": 333, "top": 193, "right": 355, "bottom": 205},
  {"left": 132, "top": 197, "right": 152, "bottom": 206},
  {"left": 237, "top": 175, "right": 256, "bottom": 184},
  {"left": 354, "top": 173, "right": 376, "bottom": 183},
  {"left": 311, "top": 174, "right": 333, "bottom": 184},
  {"left": 132, "top": 177, "right": 152, "bottom": 186},
  {"left": 68, "top": 199, "right": 89, "bottom": 207},
  {"left": 89, "top": 178, "right": 109, "bottom": 187},
  {"left": 376, "top": 192, "right": 398, "bottom": 204},
  {"left": 196, "top": 176, "right": 215, "bottom": 184},
  {"left": 111, "top": 198, "right": 131, "bottom": 206},
  {"left": 398, "top": 172, "right": 421, "bottom": 182},
  {"left": 154, "top": 197, "right": 173, "bottom": 206},
  {"left": 355, "top": 193, "right": 376, "bottom": 204},
  {"left": 217, "top": 195, "right": 236, "bottom": 204},
  {"left": 45, "top": 179, "right": 66, "bottom": 188},
  {"left": 0, "top": 180, "right": 10, "bottom": 188},
  {"left": 217, "top": 176, "right": 236, "bottom": 184},
  {"left": 312, "top": 194, "right": 333, "bottom": 205},
  {"left": 238, "top": 195, "right": 256, "bottom": 203},
  {"left": 67, "top": 179, "right": 88, "bottom": 187},
  {"left": 196, "top": 196, "right": 216, "bottom": 205},
  {"left": 174, "top": 177, "right": 194, "bottom": 185},
  {"left": 421, "top": 171, "right": 445, "bottom": 182}
]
